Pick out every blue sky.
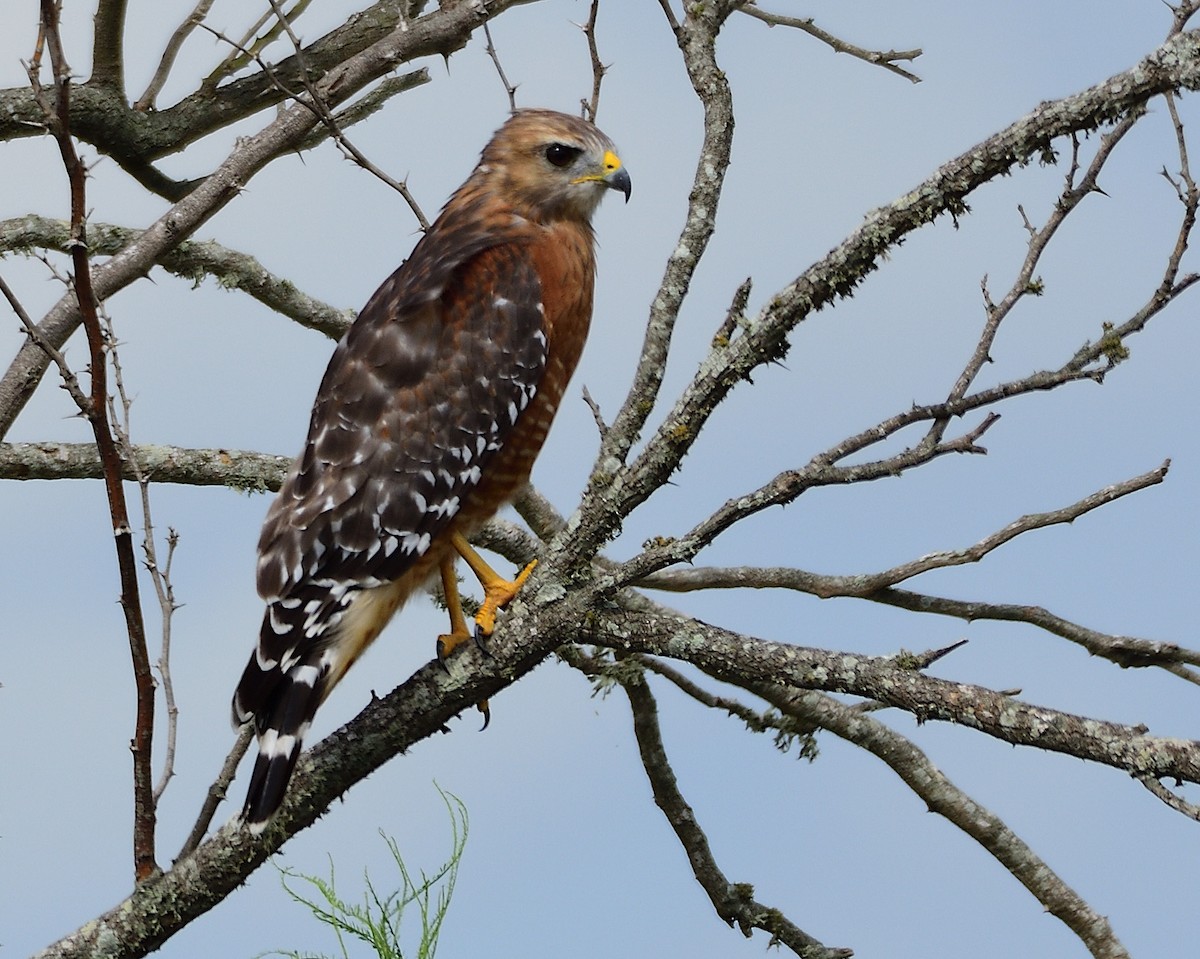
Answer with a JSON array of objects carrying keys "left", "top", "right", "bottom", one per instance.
[{"left": 3, "top": 3, "right": 1199, "bottom": 957}]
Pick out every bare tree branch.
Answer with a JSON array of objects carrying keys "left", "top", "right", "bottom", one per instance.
[
  {"left": 754, "top": 684, "right": 1130, "bottom": 959},
  {"left": 91, "top": 0, "right": 129, "bottom": 93},
  {"left": 482, "top": 21, "right": 519, "bottom": 112},
  {"left": 201, "top": 0, "right": 315, "bottom": 92},
  {"left": 1, "top": 0, "right": 528, "bottom": 442},
  {"left": 1138, "top": 774, "right": 1200, "bottom": 821},
  {"left": 944, "top": 111, "right": 1141, "bottom": 418},
  {"left": 577, "top": 2, "right": 734, "bottom": 529},
  {"left": 35, "top": 0, "right": 159, "bottom": 880},
  {"left": 563, "top": 30, "right": 1200, "bottom": 569},
  {"left": 29, "top": 550, "right": 1200, "bottom": 957},
  {"left": 578, "top": 0, "right": 605, "bottom": 122},
  {"left": 261, "top": 0, "right": 431, "bottom": 226},
  {"left": 584, "top": 606, "right": 1200, "bottom": 784},
  {"left": 618, "top": 664, "right": 852, "bottom": 958},
  {"left": 177, "top": 725, "right": 253, "bottom": 860},
  {"left": 13, "top": 6, "right": 1200, "bottom": 955},
  {"left": 795, "top": 463, "right": 1168, "bottom": 592},
  {"left": 102, "top": 310, "right": 181, "bottom": 806},
  {"left": 133, "top": 0, "right": 215, "bottom": 111},
  {"left": 738, "top": 3, "right": 922, "bottom": 83},
  {"left": 0, "top": 214, "right": 355, "bottom": 340},
  {"left": 636, "top": 566, "right": 1200, "bottom": 678},
  {"left": 0, "top": 441, "right": 290, "bottom": 490}
]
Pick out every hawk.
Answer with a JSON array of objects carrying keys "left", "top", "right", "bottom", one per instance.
[{"left": 232, "top": 108, "right": 631, "bottom": 832}]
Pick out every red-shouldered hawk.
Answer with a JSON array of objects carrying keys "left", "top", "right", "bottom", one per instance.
[{"left": 232, "top": 109, "right": 630, "bottom": 832}]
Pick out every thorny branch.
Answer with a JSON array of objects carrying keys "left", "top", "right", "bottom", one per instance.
[
  {"left": 201, "top": 0, "right": 315, "bottom": 93},
  {"left": 1, "top": 0, "right": 521, "bottom": 441},
  {"left": 482, "top": 21, "right": 519, "bottom": 112},
  {"left": 562, "top": 31, "right": 1200, "bottom": 571},
  {"left": 103, "top": 310, "right": 181, "bottom": 804},
  {"left": 243, "top": 0, "right": 432, "bottom": 227},
  {"left": 646, "top": 462, "right": 1169, "bottom": 598},
  {"left": 579, "top": 0, "right": 605, "bottom": 122},
  {"left": 34, "top": 0, "right": 159, "bottom": 882}
]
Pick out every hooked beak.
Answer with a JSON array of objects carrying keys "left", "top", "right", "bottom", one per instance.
[
  {"left": 605, "top": 165, "right": 632, "bottom": 203},
  {"left": 600, "top": 149, "right": 632, "bottom": 202}
]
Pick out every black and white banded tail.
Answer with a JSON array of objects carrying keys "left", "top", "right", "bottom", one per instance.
[{"left": 232, "top": 582, "right": 355, "bottom": 832}]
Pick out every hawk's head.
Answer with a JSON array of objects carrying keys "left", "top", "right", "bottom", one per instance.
[{"left": 477, "top": 108, "right": 631, "bottom": 222}]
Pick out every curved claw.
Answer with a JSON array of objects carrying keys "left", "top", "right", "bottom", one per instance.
[
  {"left": 478, "top": 698, "right": 491, "bottom": 731},
  {"left": 436, "top": 630, "right": 470, "bottom": 670},
  {"left": 473, "top": 623, "right": 494, "bottom": 657}
]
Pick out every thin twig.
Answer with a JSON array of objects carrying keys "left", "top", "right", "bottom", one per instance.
[
  {"left": 945, "top": 112, "right": 1141, "bottom": 412},
  {"left": 103, "top": 309, "right": 181, "bottom": 805},
  {"left": 482, "top": 21, "right": 518, "bottom": 112},
  {"left": 0, "top": 274, "right": 90, "bottom": 412},
  {"left": 200, "top": 0, "right": 314, "bottom": 92},
  {"left": 816, "top": 461, "right": 1169, "bottom": 592},
  {"left": 738, "top": 3, "right": 922, "bottom": 83},
  {"left": 633, "top": 654, "right": 821, "bottom": 756},
  {"left": 1137, "top": 774, "right": 1200, "bottom": 821},
  {"left": 580, "top": 385, "right": 608, "bottom": 438},
  {"left": 177, "top": 724, "right": 254, "bottom": 860},
  {"left": 259, "top": 1, "right": 430, "bottom": 228},
  {"left": 134, "top": 0, "right": 216, "bottom": 111},
  {"left": 578, "top": 0, "right": 605, "bottom": 122},
  {"left": 620, "top": 667, "right": 852, "bottom": 957}
]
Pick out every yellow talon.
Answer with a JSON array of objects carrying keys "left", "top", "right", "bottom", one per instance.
[
  {"left": 436, "top": 629, "right": 471, "bottom": 663},
  {"left": 474, "top": 559, "right": 538, "bottom": 637},
  {"left": 437, "top": 540, "right": 537, "bottom": 729}
]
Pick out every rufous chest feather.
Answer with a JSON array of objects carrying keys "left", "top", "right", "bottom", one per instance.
[{"left": 456, "top": 221, "right": 597, "bottom": 524}]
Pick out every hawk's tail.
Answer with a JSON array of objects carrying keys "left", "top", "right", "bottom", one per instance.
[{"left": 233, "top": 604, "right": 332, "bottom": 834}]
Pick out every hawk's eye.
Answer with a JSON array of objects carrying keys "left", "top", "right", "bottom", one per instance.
[{"left": 544, "top": 143, "right": 581, "bottom": 168}]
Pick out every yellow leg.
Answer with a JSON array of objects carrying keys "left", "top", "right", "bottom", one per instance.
[
  {"left": 435, "top": 550, "right": 500, "bottom": 730},
  {"left": 436, "top": 556, "right": 472, "bottom": 661},
  {"left": 449, "top": 531, "right": 538, "bottom": 638}
]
